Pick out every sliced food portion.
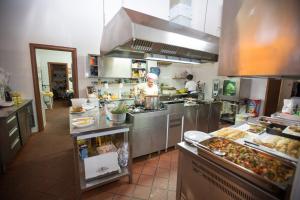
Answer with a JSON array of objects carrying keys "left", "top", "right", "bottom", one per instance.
[
  {"left": 212, "top": 127, "right": 248, "bottom": 140},
  {"left": 253, "top": 135, "right": 300, "bottom": 159}
]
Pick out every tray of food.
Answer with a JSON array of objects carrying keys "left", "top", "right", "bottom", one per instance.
[
  {"left": 210, "top": 127, "right": 248, "bottom": 140},
  {"left": 196, "top": 137, "right": 296, "bottom": 195},
  {"left": 282, "top": 125, "right": 300, "bottom": 140},
  {"left": 251, "top": 134, "right": 300, "bottom": 160},
  {"left": 235, "top": 123, "right": 266, "bottom": 134}
]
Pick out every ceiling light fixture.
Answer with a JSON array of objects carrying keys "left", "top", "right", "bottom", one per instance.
[{"left": 144, "top": 53, "right": 201, "bottom": 64}]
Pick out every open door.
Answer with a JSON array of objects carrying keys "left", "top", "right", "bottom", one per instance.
[
  {"left": 264, "top": 79, "right": 282, "bottom": 116},
  {"left": 48, "top": 62, "right": 69, "bottom": 100}
]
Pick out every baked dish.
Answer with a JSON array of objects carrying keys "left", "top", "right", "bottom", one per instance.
[
  {"left": 253, "top": 136, "right": 300, "bottom": 159},
  {"left": 203, "top": 138, "right": 295, "bottom": 184},
  {"left": 212, "top": 127, "right": 248, "bottom": 140}
]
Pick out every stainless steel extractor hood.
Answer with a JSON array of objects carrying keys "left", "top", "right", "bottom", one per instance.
[
  {"left": 219, "top": 0, "right": 300, "bottom": 78},
  {"left": 100, "top": 8, "right": 219, "bottom": 63}
]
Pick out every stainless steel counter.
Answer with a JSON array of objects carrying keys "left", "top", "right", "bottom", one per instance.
[
  {"left": 176, "top": 142, "right": 287, "bottom": 200},
  {"left": 184, "top": 101, "right": 222, "bottom": 133},
  {"left": 69, "top": 107, "right": 133, "bottom": 194},
  {"left": 128, "top": 109, "right": 169, "bottom": 158},
  {"left": 69, "top": 107, "right": 131, "bottom": 137}
]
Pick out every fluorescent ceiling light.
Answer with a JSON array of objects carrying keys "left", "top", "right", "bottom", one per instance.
[{"left": 144, "top": 53, "right": 200, "bottom": 64}]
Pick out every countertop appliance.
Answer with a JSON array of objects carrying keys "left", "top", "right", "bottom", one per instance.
[
  {"left": 219, "top": 0, "right": 300, "bottom": 77},
  {"left": 100, "top": 8, "right": 219, "bottom": 63},
  {"left": 219, "top": 78, "right": 251, "bottom": 102}
]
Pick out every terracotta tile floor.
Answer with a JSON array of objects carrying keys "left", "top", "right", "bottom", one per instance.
[
  {"left": 82, "top": 149, "right": 178, "bottom": 200},
  {"left": 0, "top": 101, "right": 179, "bottom": 200}
]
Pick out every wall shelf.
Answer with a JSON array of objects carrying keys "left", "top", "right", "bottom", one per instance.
[{"left": 88, "top": 54, "right": 100, "bottom": 77}]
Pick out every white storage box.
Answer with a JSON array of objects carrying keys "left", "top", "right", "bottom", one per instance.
[{"left": 84, "top": 152, "right": 120, "bottom": 181}]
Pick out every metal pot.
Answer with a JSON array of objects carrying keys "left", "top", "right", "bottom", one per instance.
[
  {"left": 134, "top": 96, "right": 144, "bottom": 107},
  {"left": 144, "top": 95, "right": 159, "bottom": 110}
]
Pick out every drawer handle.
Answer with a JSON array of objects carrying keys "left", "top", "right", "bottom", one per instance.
[
  {"left": 9, "top": 127, "right": 18, "bottom": 137},
  {"left": 11, "top": 138, "right": 20, "bottom": 150},
  {"left": 7, "top": 115, "right": 16, "bottom": 124}
]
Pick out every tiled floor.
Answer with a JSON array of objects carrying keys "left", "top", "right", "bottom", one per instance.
[
  {"left": 0, "top": 101, "right": 179, "bottom": 200},
  {"left": 82, "top": 149, "right": 178, "bottom": 200}
]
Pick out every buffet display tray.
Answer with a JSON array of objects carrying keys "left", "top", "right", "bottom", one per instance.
[{"left": 195, "top": 137, "right": 296, "bottom": 197}]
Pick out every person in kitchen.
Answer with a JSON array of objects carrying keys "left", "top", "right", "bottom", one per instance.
[
  {"left": 135, "top": 73, "right": 159, "bottom": 96},
  {"left": 185, "top": 74, "right": 197, "bottom": 93}
]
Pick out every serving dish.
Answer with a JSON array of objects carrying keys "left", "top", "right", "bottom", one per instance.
[
  {"left": 251, "top": 134, "right": 300, "bottom": 160},
  {"left": 196, "top": 137, "right": 296, "bottom": 196},
  {"left": 211, "top": 127, "right": 248, "bottom": 140},
  {"left": 72, "top": 117, "right": 94, "bottom": 128},
  {"left": 282, "top": 125, "right": 300, "bottom": 140}
]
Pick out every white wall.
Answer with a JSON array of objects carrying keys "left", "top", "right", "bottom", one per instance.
[
  {"left": 0, "top": 0, "right": 102, "bottom": 132},
  {"left": 104, "top": 0, "right": 170, "bottom": 25}
]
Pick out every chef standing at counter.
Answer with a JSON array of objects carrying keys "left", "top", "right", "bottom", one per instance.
[
  {"left": 135, "top": 73, "right": 159, "bottom": 95},
  {"left": 185, "top": 74, "right": 197, "bottom": 93}
]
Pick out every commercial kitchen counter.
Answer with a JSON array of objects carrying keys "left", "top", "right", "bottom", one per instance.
[
  {"left": 176, "top": 142, "right": 292, "bottom": 200},
  {"left": 69, "top": 107, "right": 132, "bottom": 194},
  {"left": 128, "top": 109, "right": 169, "bottom": 158},
  {"left": 127, "top": 100, "right": 222, "bottom": 158},
  {"left": 184, "top": 101, "right": 222, "bottom": 133},
  {"left": 69, "top": 107, "right": 131, "bottom": 137}
]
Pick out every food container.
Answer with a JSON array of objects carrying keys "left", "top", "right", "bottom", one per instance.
[
  {"left": 196, "top": 137, "right": 296, "bottom": 197},
  {"left": 144, "top": 95, "right": 159, "bottom": 110},
  {"left": 266, "top": 123, "right": 287, "bottom": 136},
  {"left": 107, "top": 112, "right": 126, "bottom": 123},
  {"left": 105, "top": 103, "right": 127, "bottom": 123},
  {"left": 71, "top": 98, "right": 87, "bottom": 111}
]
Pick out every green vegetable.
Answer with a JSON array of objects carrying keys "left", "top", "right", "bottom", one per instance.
[{"left": 111, "top": 102, "right": 128, "bottom": 114}]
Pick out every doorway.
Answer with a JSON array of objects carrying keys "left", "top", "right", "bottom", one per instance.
[
  {"left": 263, "top": 78, "right": 282, "bottom": 116},
  {"left": 30, "top": 43, "right": 79, "bottom": 132},
  {"left": 48, "top": 62, "right": 69, "bottom": 100}
]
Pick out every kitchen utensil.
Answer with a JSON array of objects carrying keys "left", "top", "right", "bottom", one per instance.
[
  {"left": 144, "top": 95, "right": 159, "bottom": 110},
  {"left": 212, "top": 149, "right": 226, "bottom": 156}
]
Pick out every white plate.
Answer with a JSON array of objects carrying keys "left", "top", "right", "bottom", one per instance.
[
  {"left": 0, "top": 101, "right": 14, "bottom": 107},
  {"left": 82, "top": 104, "right": 97, "bottom": 111},
  {"left": 72, "top": 118, "right": 94, "bottom": 128},
  {"left": 72, "top": 117, "right": 94, "bottom": 122},
  {"left": 184, "top": 131, "right": 211, "bottom": 143}
]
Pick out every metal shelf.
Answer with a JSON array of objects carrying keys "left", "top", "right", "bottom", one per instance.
[{"left": 80, "top": 166, "right": 129, "bottom": 191}]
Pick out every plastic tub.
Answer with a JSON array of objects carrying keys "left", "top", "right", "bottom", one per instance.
[{"left": 71, "top": 98, "right": 87, "bottom": 109}]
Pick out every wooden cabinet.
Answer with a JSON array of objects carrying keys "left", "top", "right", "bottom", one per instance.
[
  {"left": 0, "top": 100, "right": 33, "bottom": 173},
  {"left": 17, "top": 105, "right": 32, "bottom": 145},
  {"left": 204, "top": 0, "right": 223, "bottom": 37}
]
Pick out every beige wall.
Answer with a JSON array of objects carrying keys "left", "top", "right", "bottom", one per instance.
[{"left": 0, "top": 0, "right": 102, "bottom": 132}]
